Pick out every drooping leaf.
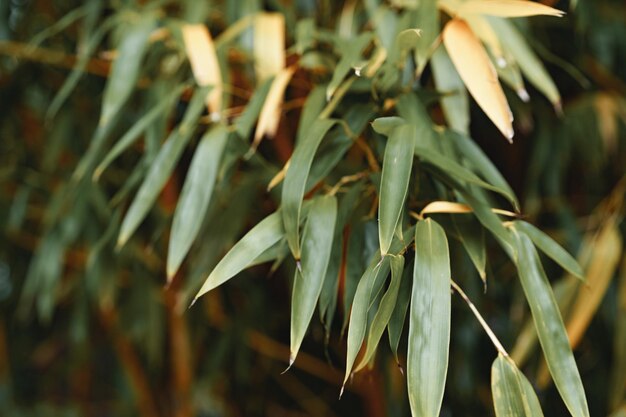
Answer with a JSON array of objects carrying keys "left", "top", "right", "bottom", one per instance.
[
  {"left": 512, "top": 231, "right": 590, "bottom": 417},
  {"left": 327, "top": 32, "right": 372, "bottom": 100},
  {"left": 407, "top": 218, "right": 451, "bottom": 417},
  {"left": 431, "top": 47, "right": 470, "bottom": 134},
  {"left": 412, "top": 0, "right": 438, "bottom": 74},
  {"left": 454, "top": 215, "right": 487, "bottom": 284},
  {"left": 459, "top": 0, "right": 564, "bottom": 18},
  {"left": 117, "top": 87, "right": 209, "bottom": 247},
  {"left": 354, "top": 254, "right": 405, "bottom": 372},
  {"left": 489, "top": 17, "right": 561, "bottom": 108},
  {"left": 282, "top": 118, "right": 338, "bottom": 259},
  {"left": 254, "top": 12, "right": 286, "bottom": 82},
  {"left": 234, "top": 76, "right": 273, "bottom": 139},
  {"left": 379, "top": 124, "right": 415, "bottom": 255},
  {"left": 167, "top": 124, "right": 229, "bottom": 279},
  {"left": 94, "top": 84, "right": 185, "bottom": 180},
  {"left": 289, "top": 195, "right": 337, "bottom": 364},
  {"left": 443, "top": 18, "right": 513, "bottom": 141},
  {"left": 388, "top": 260, "right": 412, "bottom": 363},
  {"left": 371, "top": 116, "right": 406, "bottom": 136},
  {"left": 491, "top": 354, "right": 545, "bottom": 417},
  {"left": 564, "top": 223, "right": 622, "bottom": 348},
  {"left": 181, "top": 23, "right": 223, "bottom": 113},
  {"left": 99, "top": 14, "right": 156, "bottom": 128},
  {"left": 515, "top": 220, "right": 585, "bottom": 281},
  {"left": 193, "top": 210, "right": 285, "bottom": 303},
  {"left": 445, "top": 130, "right": 519, "bottom": 210}
]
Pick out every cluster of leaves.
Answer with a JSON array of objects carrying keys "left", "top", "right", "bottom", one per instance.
[{"left": 1, "top": 0, "right": 625, "bottom": 416}]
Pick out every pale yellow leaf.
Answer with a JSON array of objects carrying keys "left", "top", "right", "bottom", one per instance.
[
  {"left": 181, "top": 24, "right": 222, "bottom": 114},
  {"left": 594, "top": 93, "right": 619, "bottom": 154},
  {"left": 443, "top": 19, "right": 514, "bottom": 141},
  {"left": 459, "top": 0, "right": 565, "bottom": 17},
  {"left": 254, "top": 13, "right": 285, "bottom": 82},
  {"left": 267, "top": 159, "right": 290, "bottom": 191},
  {"left": 565, "top": 222, "right": 622, "bottom": 349},
  {"left": 251, "top": 66, "right": 296, "bottom": 153},
  {"left": 422, "top": 201, "right": 473, "bottom": 215},
  {"left": 465, "top": 14, "right": 504, "bottom": 63}
]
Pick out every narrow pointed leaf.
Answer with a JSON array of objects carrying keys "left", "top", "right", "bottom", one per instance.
[
  {"left": 234, "top": 76, "right": 273, "bottom": 139},
  {"left": 459, "top": 0, "right": 564, "bottom": 18},
  {"left": 117, "top": 87, "right": 209, "bottom": 247},
  {"left": 167, "top": 125, "right": 229, "bottom": 279},
  {"left": 443, "top": 19, "right": 513, "bottom": 141},
  {"left": 100, "top": 14, "right": 156, "bottom": 127},
  {"left": 94, "top": 84, "right": 185, "bottom": 180},
  {"left": 445, "top": 130, "right": 519, "bottom": 210},
  {"left": 282, "top": 119, "right": 338, "bottom": 259},
  {"left": 491, "top": 354, "right": 545, "bottom": 417},
  {"left": 454, "top": 215, "right": 487, "bottom": 283},
  {"left": 290, "top": 195, "right": 337, "bottom": 364},
  {"left": 515, "top": 220, "right": 585, "bottom": 281},
  {"left": 431, "top": 47, "right": 470, "bottom": 134},
  {"left": 408, "top": 219, "right": 451, "bottom": 417},
  {"left": 388, "top": 262, "right": 412, "bottom": 363},
  {"left": 254, "top": 13, "right": 285, "bottom": 81},
  {"left": 371, "top": 116, "right": 406, "bottom": 136},
  {"left": 181, "top": 23, "right": 223, "bottom": 113},
  {"left": 193, "top": 210, "right": 284, "bottom": 302},
  {"left": 379, "top": 124, "right": 415, "bottom": 255},
  {"left": 513, "top": 231, "right": 590, "bottom": 417},
  {"left": 355, "top": 255, "right": 405, "bottom": 372},
  {"left": 489, "top": 17, "right": 561, "bottom": 107}
]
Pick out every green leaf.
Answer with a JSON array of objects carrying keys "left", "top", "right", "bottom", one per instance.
[
  {"left": 234, "top": 76, "right": 273, "bottom": 139},
  {"left": 355, "top": 254, "right": 405, "bottom": 372},
  {"left": 379, "top": 124, "right": 415, "bottom": 255},
  {"left": 327, "top": 33, "right": 372, "bottom": 100},
  {"left": 445, "top": 129, "right": 519, "bottom": 210},
  {"left": 343, "top": 255, "right": 391, "bottom": 390},
  {"left": 491, "top": 354, "right": 545, "bottom": 417},
  {"left": 167, "top": 124, "right": 229, "bottom": 278},
  {"left": 94, "top": 84, "right": 185, "bottom": 180},
  {"left": 431, "top": 47, "right": 470, "bottom": 134},
  {"left": 512, "top": 231, "right": 590, "bottom": 417},
  {"left": 388, "top": 260, "right": 412, "bottom": 363},
  {"left": 371, "top": 116, "right": 406, "bottom": 136},
  {"left": 515, "top": 220, "right": 585, "bottom": 281},
  {"left": 282, "top": 118, "right": 338, "bottom": 259},
  {"left": 193, "top": 210, "right": 285, "bottom": 303},
  {"left": 290, "top": 195, "right": 337, "bottom": 364},
  {"left": 489, "top": 17, "right": 560, "bottom": 107},
  {"left": 297, "top": 85, "right": 327, "bottom": 143},
  {"left": 412, "top": 0, "right": 438, "bottom": 74},
  {"left": 453, "top": 215, "right": 487, "bottom": 284},
  {"left": 100, "top": 14, "right": 157, "bottom": 128},
  {"left": 117, "top": 87, "right": 209, "bottom": 247},
  {"left": 408, "top": 218, "right": 451, "bottom": 417}
]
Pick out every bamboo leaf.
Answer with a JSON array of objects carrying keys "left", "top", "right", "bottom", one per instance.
[
  {"left": 512, "top": 231, "right": 590, "bottom": 417},
  {"left": 488, "top": 17, "right": 561, "bottom": 108},
  {"left": 282, "top": 118, "right": 338, "bottom": 260},
  {"left": 413, "top": 0, "right": 438, "bottom": 74},
  {"left": 167, "top": 124, "right": 229, "bottom": 279},
  {"left": 290, "top": 195, "right": 337, "bottom": 364},
  {"left": 431, "top": 47, "right": 470, "bottom": 134},
  {"left": 564, "top": 223, "right": 622, "bottom": 349},
  {"left": 445, "top": 130, "right": 519, "bottom": 210},
  {"left": 408, "top": 218, "right": 451, "bottom": 417},
  {"left": 354, "top": 254, "right": 405, "bottom": 372},
  {"left": 327, "top": 33, "right": 372, "bottom": 100},
  {"left": 459, "top": 0, "right": 565, "bottom": 18},
  {"left": 234, "top": 76, "right": 273, "bottom": 139},
  {"left": 454, "top": 215, "right": 487, "bottom": 284},
  {"left": 491, "top": 354, "right": 545, "bottom": 417},
  {"left": 422, "top": 201, "right": 472, "bottom": 215},
  {"left": 181, "top": 23, "right": 223, "bottom": 113},
  {"left": 515, "top": 220, "right": 585, "bottom": 281},
  {"left": 100, "top": 14, "right": 156, "bottom": 128},
  {"left": 251, "top": 66, "right": 296, "bottom": 152},
  {"left": 443, "top": 19, "right": 513, "bottom": 141},
  {"left": 379, "top": 124, "right": 415, "bottom": 255},
  {"left": 371, "top": 116, "right": 406, "bottom": 136},
  {"left": 94, "top": 84, "right": 185, "bottom": 180},
  {"left": 254, "top": 13, "right": 285, "bottom": 82},
  {"left": 193, "top": 210, "right": 285, "bottom": 303},
  {"left": 388, "top": 261, "right": 412, "bottom": 363},
  {"left": 117, "top": 87, "right": 209, "bottom": 247}
]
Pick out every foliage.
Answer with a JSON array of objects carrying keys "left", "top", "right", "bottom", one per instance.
[{"left": 0, "top": 0, "right": 625, "bottom": 416}]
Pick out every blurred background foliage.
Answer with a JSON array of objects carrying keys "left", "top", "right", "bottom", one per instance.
[{"left": 0, "top": 0, "right": 625, "bottom": 416}]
